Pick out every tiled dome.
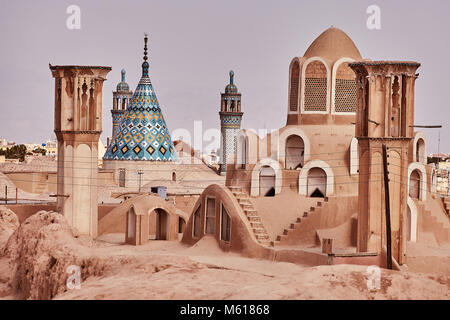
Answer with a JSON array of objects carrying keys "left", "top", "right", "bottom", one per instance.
[{"left": 104, "top": 35, "right": 177, "bottom": 161}]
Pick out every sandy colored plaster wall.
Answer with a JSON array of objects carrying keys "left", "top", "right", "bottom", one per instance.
[
  {"left": 5, "top": 172, "right": 57, "bottom": 194},
  {"left": 6, "top": 204, "right": 57, "bottom": 223}
]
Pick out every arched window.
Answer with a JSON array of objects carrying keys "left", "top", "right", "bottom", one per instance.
[
  {"left": 260, "top": 166, "right": 276, "bottom": 197},
  {"left": 334, "top": 62, "right": 357, "bottom": 113},
  {"left": 285, "top": 135, "right": 304, "bottom": 170},
  {"left": 205, "top": 197, "right": 216, "bottom": 234},
  {"left": 416, "top": 138, "right": 425, "bottom": 163},
  {"left": 289, "top": 61, "right": 300, "bottom": 112},
  {"left": 409, "top": 170, "right": 421, "bottom": 199},
  {"left": 178, "top": 217, "right": 186, "bottom": 234},
  {"left": 307, "top": 168, "right": 327, "bottom": 197},
  {"left": 304, "top": 61, "right": 328, "bottom": 112},
  {"left": 172, "top": 171, "right": 176, "bottom": 182},
  {"left": 220, "top": 203, "right": 231, "bottom": 242}
]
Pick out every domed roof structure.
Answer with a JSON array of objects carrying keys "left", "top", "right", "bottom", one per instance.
[
  {"left": 303, "top": 27, "right": 362, "bottom": 62},
  {"left": 116, "top": 69, "right": 130, "bottom": 92},
  {"left": 104, "top": 35, "right": 177, "bottom": 161},
  {"left": 225, "top": 70, "right": 238, "bottom": 93}
]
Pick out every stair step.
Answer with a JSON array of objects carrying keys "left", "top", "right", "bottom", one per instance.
[
  {"left": 229, "top": 186, "right": 242, "bottom": 191},
  {"left": 247, "top": 216, "right": 261, "bottom": 222},
  {"left": 270, "top": 240, "right": 280, "bottom": 247},
  {"left": 324, "top": 197, "right": 329, "bottom": 202},
  {"left": 253, "top": 228, "right": 267, "bottom": 234},
  {"left": 245, "top": 212, "right": 258, "bottom": 218},
  {"left": 238, "top": 199, "right": 252, "bottom": 204},
  {"left": 317, "top": 202, "right": 322, "bottom": 207},
  {"left": 296, "top": 217, "right": 302, "bottom": 223},
  {"left": 303, "top": 212, "right": 308, "bottom": 217},
  {"left": 258, "top": 240, "right": 271, "bottom": 246},
  {"left": 250, "top": 222, "right": 264, "bottom": 228},
  {"left": 255, "top": 234, "right": 269, "bottom": 240},
  {"left": 276, "top": 234, "right": 287, "bottom": 242},
  {"left": 310, "top": 207, "right": 315, "bottom": 212}
]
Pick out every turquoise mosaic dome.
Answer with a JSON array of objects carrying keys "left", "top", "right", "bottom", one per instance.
[{"left": 104, "top": 35, "right": 177, "bottom": 161}]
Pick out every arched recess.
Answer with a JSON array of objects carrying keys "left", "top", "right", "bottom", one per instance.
[
  {"left": 332, "top": 57, "right": 357, "bottom": 114},
  {"left": 307, "top": 167, "right": 327, "bottom": 197},
  {"left": 301, "top": 57, "right": 330, "bottom": 114},
  {"left": 284, "top": 135, "right": 305, "bottom": 170},
  {"left": 288, "top": 59, "right": 300, "bottom": 114},
  {"left": 235, "top": 129, "right": 258, "bottom": 168},
  {"left": 278, "top": 126, "right": 311, "bottom": 167},
  {"left": 251, "top": 158, "right": 282, "bottom": 197},
  {"left": 412, "top": 132, "right": 427, "bottom": 164},
  {"left": 350, "top": 137, "right": 358, "bottom": 175},
  {"left": 236, "top": 133, "right": 248, "bottom": 169},
  {"left": 259, "top": 166, "right": 276, "bottom": 197},
  {"left": 407, "top": 163, "right": 427, "bottom": 201},
  {"left": 299, "top": 160, "right": 334, "bottom": 196},
  {"left": 406, "top": 197, "right": 418, "bottom": 242}
]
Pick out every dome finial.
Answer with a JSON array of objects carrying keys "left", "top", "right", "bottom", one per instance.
[
  {"left": 121, "top": 69, "right": 126, "bottom": 82},
  {"left": 142, "top": 33, "right": 149, "bottom": 77},
  {"left": 144, "top": 33, "right": 148, "bottom": 61},
  {"left": 229, "top": 70, "right": 234, "bottom": 85}
]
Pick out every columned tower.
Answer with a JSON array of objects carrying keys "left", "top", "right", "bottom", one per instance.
[
  {"left": 50, "top": 64, "right": 111, "bottom": 237},
  {"left": 219, "top": 70, "right": 243, "bottom": 174},
  {"left": 350, "top": 61, "right": 420, "bottom": 265},
  {"left": 110, "top": 69, "right": 132, "bottom": 146}
]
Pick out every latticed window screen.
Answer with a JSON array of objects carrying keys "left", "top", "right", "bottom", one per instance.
[
  {"left": 335, "top": 79, "right": 357, "bottom": 112},
  {"left": 304, "top": 78, "right": 327, "bottom": 111}
]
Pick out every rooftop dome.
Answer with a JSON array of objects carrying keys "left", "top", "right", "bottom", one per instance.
[
  {"left": 303, "top": 27, "right": 362, "bottom": 62},
  {"left": 104, "top": 35, "right": 177, "bottom": 161},
  {"left": 225, "top": 70, "right": 238, "bottom": 94},
  {"left": 116, "top": 69, "right": 130, "bottom": 92}
]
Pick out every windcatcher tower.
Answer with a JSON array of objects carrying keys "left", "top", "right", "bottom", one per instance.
[
  {"left": 104, "top": 34, "right": 176, "bottom": 161},
  {"left": 49, "top": 64, "right": 111, "bottom": 237},
  {"left": 219, "top": 70, "right": 243, "bottom": 174},
  {"left": 349, "top": 61, "right": 420, "bottom": 265},
  {"left": 110, "top": 69, "right": 132, "bottom": 145}
]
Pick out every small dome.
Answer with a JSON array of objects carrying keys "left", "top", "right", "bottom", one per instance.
[
  {"left": 225, "top": 83, "right": 238, "bottom": 93},
  {"left": 225, "top": 70, "right": 238, "bottom": 93},
  {"left": 116, "top": 68, "right": 130, "bottom": 92},
  {"left": 303, "top": 27, "right": 362, "bottom": 63}
]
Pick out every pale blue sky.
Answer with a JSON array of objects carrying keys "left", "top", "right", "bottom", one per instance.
[{"left": 0, "top": 0, "right": 449, "bottom": 153}]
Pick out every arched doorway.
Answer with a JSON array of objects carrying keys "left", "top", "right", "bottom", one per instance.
[
  {"left": 148, "top": 209, "right": 169, "bottom": 240},
  {"left": 409, "top": 170, "right": 420, "bottom": 199},
  {"left": 127, "top": 207, "right": 136, "bottom": 238},
  {"left": 285, "top": 135, "right": 304, "bottom": 170},
  {"left": 307, "top": 168, "right": 327, "bottom": 197},
  {"left": 259, "top": 166, "right": 275, "bottom": 197},
  {"left": 178, "top": 217, "right": 186, "bottom": 234}
]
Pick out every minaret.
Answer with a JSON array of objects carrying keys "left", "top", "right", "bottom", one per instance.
[
  {"left": 350, "top": 61, "right": 420, "bottom": 265},
  {"left": 219, "top": 70, "right": 243, "bottom": 174},
  {"left": 110, "top": 69, "right": 132, "bottom": 146},
  {"left": 49, "top": 64, "right": 111, "bottom": 237}
]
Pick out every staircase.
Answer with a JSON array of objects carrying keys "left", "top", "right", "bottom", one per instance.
[
  {"left": 416, "top": 200, "right": 450, "bottom": 244},
  {"left": 271, "top": 197, "right": 329, "bottom": 247},
  {"left": 228, "top": 186, "right": 271, "bottom": 246}
]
